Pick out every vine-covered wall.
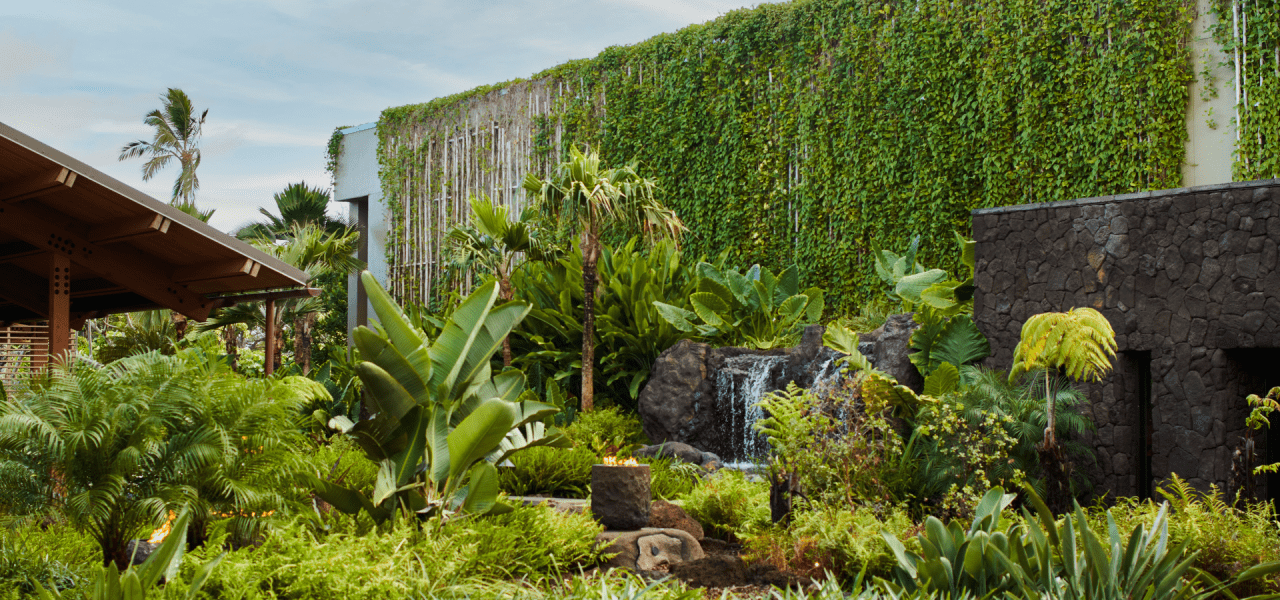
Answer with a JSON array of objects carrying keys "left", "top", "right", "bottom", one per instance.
[
  {"left": 373, "top": 0, "right": 1200, "bottom": 312},
  {"left": 1210, "top": 0, "right": 1280, "bottom": 182}
]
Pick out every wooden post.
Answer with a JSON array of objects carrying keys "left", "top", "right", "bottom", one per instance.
[
  {"left": 47, "top": 253, "right": 71, "bottom": 366},
  {"left": 264, "top": 298, "right": 276, "bottom": 376}
]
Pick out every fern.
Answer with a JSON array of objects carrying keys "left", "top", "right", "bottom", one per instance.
[{"left": 1009, "top": 307, "right": 1117, "bottom": 383}]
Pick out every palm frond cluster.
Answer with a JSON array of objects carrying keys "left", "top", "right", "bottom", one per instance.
[{"left": 0, "top": 351, "right": 312, "bottom": 566}]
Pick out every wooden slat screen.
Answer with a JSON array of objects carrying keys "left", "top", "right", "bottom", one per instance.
[{"left": 0, "top": 323, "right": 48, "bottom": 395}]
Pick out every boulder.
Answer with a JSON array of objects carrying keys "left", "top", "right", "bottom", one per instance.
[
  {"left": 634, "top": 441, "right": 704, "bottom": 465},
  {"left": 125, "top": 540, "right": 157, "bottom": 567},
  {"left": 596, "top": 528, "right": 704, "bottom": 571},
  {"left": 649, "top": 500, "right": 704, "bottom": 540},
  {"left": 861, "top": 313, "right": 923, "bottom": 392},
  {"left": 669, "top": 554, "right": 749, "bottom": 588},
  {"left": 637, "top": 340, "right": 716, "bottom": 447}
]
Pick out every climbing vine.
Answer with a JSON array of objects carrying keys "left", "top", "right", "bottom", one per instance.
[
  {"left": 371, "top": 0, "right": 1196, "bottom": 313},
  {"left": 1209, "top": 0, "right": 1280, "bottom": 181}
]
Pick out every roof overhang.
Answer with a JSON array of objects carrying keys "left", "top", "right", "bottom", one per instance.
[{"left": 0, "top": 120, "right": 312, "bottom": 325}]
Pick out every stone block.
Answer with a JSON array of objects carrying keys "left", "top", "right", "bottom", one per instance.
[
  {"left": 597, "top": 528, "right": 704, "bottom": 572},
  {"left": 592, "top": 465, "right": 652, "bottom": 530}
]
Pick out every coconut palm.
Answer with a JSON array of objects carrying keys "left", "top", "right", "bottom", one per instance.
[
  {"left": 118, "top": 88, "right": 207, "bottom": 205},
  {"left": 444, "top": 196, "right": 558, "bottom": 367},
  {"left": 200, "top": 224, "right": 362, "bottom": 373},
  {"left": 236, "top": 182, "right": 345, "bottom": 241},
  {"left": 522, "top": 147, "right": 684, "bottom": 411},
  {"left": 0, "top": 353, "right": 219, "bottom": 567}
]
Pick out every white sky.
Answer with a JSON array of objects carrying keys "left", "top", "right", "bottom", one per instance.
[{"left": 0, "top": 0, "right": 761, "bottom": 232}]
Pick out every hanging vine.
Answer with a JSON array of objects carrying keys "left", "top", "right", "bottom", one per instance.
[
  {"left": 1209, "top": 0, "right": 1280, "bottom": 181},
  {"left": 368, "top": 0, "right": 1197, "bottom": 313}
]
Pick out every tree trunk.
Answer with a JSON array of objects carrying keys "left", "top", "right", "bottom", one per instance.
[
  {"left": 224, "top": 325, "right": 239, "bottom": 372},
  {"left": 580, "top": 230, "right": 599, "bottom": 412},
  {"left": 272, "top": 317, "right": 285, "bottom": 374},
  {"left": 294, "top": 312, "right": 316, "bottom": 374},
  {"left": 498, "top": 272, "right": 514, "bottom": 368},
  {"left": 171, "top": 311, "right": 188, "bottom": 341},
  {"left": 1038, "top": 369, "right": 1072, "bottom": 513}
]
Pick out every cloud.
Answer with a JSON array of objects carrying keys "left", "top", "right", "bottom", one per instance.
[
  {"left": 602, "top": 0, "right": 758, "bottom": 25},
  {"left": 0, "top": 30, "right": 68, "bottom": 84}
]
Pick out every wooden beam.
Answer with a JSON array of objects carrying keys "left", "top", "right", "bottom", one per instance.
[
  {"left": 264, "top": 298, "right": 276, "bottom": 376},
  {"left": 0, "top": 264, "right": 48, "bottom": 316},
  {"left": 208, "top": 286, "right": 319, "bottom": 308},
  {"left": 0, "top": 200, "right": 211, "bottom": 321},
  {"left": 88, "top": 214, "right": 171, "bottom": 244},
  {"left": 0, "top": 168, "right": 76, "bottom": 203},
  {"left": 0, "top": 240, "right": 41, "bottom": 263},
  {"left": 174, "top": 258, "right": 256, "bottom": 284},
  {"left": 48, "top": 254, "right": 70, "bottom": 364}
]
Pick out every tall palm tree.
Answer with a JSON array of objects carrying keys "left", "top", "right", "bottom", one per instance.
[
  {"left": 236, "top": 182, "right": 345, "bottom": 241},
  {"left": 119, "top": 88, "right": 207, "bottom": 205},
  {"left": 444, "top": 196, "right": 557, "bottom": 367},
  {"left": 522, "top": 147, "right": 684, "bottom": 411},
  {"left": 200, "top": 224, "right": 362, "bottom": 373}
]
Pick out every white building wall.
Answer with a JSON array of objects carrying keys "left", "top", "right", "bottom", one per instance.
[
  {"left": 332, "top": 123, "right": 386, "bottom": 337},
  {"left": 1182, "top": 0, "right": 1238, "bottom": 186}
]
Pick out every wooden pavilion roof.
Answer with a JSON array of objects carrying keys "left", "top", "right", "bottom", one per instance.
[{"left": 0, "top": 120, "right": 311, "bottom": 327}]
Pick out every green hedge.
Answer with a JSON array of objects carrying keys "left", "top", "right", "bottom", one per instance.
[{"left": 374, "top": 0, "right": 1196, "bottom": 312}]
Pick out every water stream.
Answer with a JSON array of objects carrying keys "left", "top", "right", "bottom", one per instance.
[{"left": 715, "top": 354, "right": 787, "bottom": 462}]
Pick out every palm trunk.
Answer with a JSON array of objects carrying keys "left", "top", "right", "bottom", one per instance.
[
  {"left": 224, "top": 325, "right": 239, "bottom": 372},
  {"left": 580, "top": 230, "right": 599, "bottom": 412},
  {"left": 1038, "top": 369, "right": 1072, "bottom": 513},
  {"left": 499, "top": 272, "right": 514, "bottom": 368},
  {"left": 272, "top": 316, "right": 285, "bottom": 374},
  {"left": 294, "top": 313, "right": 316, "bottom": 374}
]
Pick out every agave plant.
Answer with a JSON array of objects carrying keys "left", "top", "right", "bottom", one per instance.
[{"left": 311, "top": 271, "right": 569, "bottom": 522}]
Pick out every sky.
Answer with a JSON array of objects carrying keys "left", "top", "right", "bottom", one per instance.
[{"left": 0, "top": 0, "right": 761, "bottom": 233}]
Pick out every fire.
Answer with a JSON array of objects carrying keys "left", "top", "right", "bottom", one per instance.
[
  {"left": 147, "top": 511, "right": 175, "bottom": 544},
  {"left": 602, "top": 455, "right": 639, "bottom": 466}
]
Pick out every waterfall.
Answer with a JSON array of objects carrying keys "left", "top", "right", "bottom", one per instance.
[{"left": 715, "top": 355, "right": 787, "bottom": 462}]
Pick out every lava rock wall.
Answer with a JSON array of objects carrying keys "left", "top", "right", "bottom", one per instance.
[{"left": 972, "top": 179, "right": 1280, "bottom": 498}]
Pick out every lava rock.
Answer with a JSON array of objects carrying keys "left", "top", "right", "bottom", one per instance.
[
  {"left": 591, "top": 464, "right": 651, "bottom": 530},
  {"left": 634, "top": 441, "right": 704, "bottom": 465},
  {"left": 125, "top": 540, "right": 157, "bottom": 567},
  {"left": 669, "top": 554, "right": 749, "bottom": 588},
  {"left": 597, "top": 528, "right": 705, "bottom": 571},
  {"left": 862, "top": 314, "right": 923, "bottom": 392},
  {"left": 649, "top": 500, "right": 704, "bottom": 540}
]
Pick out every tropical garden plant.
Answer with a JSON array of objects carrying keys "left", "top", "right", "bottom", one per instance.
[
  {"left": 118, "top": 88, "right": 207, "bottom": 207},
  {"left": 310, "top": 271, "right": 569, "bottom": 522},
  {"left": 523, "top": 146, "right": 685, "bottom": 411},
  {"left": 655, "top": 262, "right": 824, "bottom": 350}
]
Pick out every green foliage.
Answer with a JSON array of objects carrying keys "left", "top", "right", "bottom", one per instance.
[
  {"left": 880, "top": 487, "right": 1017, "bottom": 597},
  {"left": 1009, "top": 307, "right": 1118, "bottom": 384},
  {"left": 1206, "top": 0, "right": 1280, "bottom": 181},
  {"left": 497, "top": 445, "right": 596, "bottom": 498},
  {"left": 93, "top": 311, "right": 177, "bottom": 364},
  {"left": 747, "top": 504, "right": 917, "bottom": 581},
  {"left": 311, "top": 273, "right": 569, "bottom": 523},
  {"left": 563, "top": 406, "right": 647, "bottom": 448},
  {"left": 306, "top": 435, "right": 379, "bottom": 497},
  {"left": 376, "top": 0, "right": 1195, "bottom": 314},
  {"left": 1096, "top": 476, "right": 1280, "bottom": 597},
  {"left": 677, "top": 470, "right": 770, "bottom": 541},
  {"left": 640, "top": 457, "right": 701, "bottom": 501},
  {"left": 908, "top": 314, "right": 990, "bottom": 379},
  {"left": 911, "top": 394, "right": 1026, "bottom": 516},
  {"left": 655, "top": 262, "right": 823, "bottom": 350},
  {"left": 178, "top": 504, "right": 603, "bottom": 600},
  {"left": 0, "top": 524, "right": 94, "bottom": 595},
  {"left": 33, "top": 510, "right": 225, "bottom": 600}
]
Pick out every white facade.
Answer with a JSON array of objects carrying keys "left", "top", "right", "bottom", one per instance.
[{"left": 332, "top": 123, "right": 387, "bottom": 336}]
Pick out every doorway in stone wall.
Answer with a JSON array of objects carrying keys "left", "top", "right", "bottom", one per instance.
[
  {"left": 1122, "top": 351, "right": 1154, "bottom": 499},
  {"left": 1225, "top": 348, "right": 1280, "bottom": 509}
]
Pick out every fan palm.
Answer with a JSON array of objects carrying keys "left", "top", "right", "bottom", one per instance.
[
  {"left": 444, "top": 196, "right": 557, "bottom": 366},
  {"left": 200, "top": 224, "right": 362, "bottom": 373},
  {"left": 236, "top": 182, "right": 345, "bottom": 241},
  {"left": 118, "top": 88, "right": 207, "bottom": 205},
  {"left": 0, "top": 353, "right": 220, "bottom": 568},
  {"left": 522, "top": 147, "right": 684, "bottom": 411}
]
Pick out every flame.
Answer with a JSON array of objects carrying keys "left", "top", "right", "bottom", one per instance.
[
  {"left": 147, "top": 511, "right": 175, "bottom": 544},
  {"left": 602, "top": 455, "right": 639, "bottom": 466}
]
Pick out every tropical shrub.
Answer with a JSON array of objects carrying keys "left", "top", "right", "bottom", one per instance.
[
  {"left": 0, "top": 523, "right": 94, "bottom": 595},
  {"left": 562, "top": 405, "right": 647, "bottom": 450},
  {"left": 655, "top": 262, "right": 824, "bottom": 350},
  {"left": 311, "top": 272, "right": 569, "bottom": 523},
  {"left": 497, "top": 446, "right": 597, "bottom": 498},
  {"left": 677, "top": 470, "right": 770, "bottom": 541},
  {"left": 746, "top": 504, "right": 917, "bottom": 581},
  {"left": 642, "top": 457, "right": 701, "bottom": 501}
]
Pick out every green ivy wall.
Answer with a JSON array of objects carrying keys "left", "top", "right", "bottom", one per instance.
[{"left": 366, "top": 0, "right": 1255, "bottom": 313}]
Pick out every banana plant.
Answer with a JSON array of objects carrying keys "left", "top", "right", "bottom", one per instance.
[
  {"left": 311, "top": 271, "right": 569, "bottom": 523},
  {"left": 655, "top": 262, "right": 823, "bottom": 349}
]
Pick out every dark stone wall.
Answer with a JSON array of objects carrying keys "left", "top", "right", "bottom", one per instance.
[{"left": 972, "top": 179, "right": 1280, "bottom": 498}]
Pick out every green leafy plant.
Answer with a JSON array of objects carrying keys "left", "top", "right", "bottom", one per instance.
[
  {"left": 497, "top": 445, "right": 597, "bottom": 498},
  {"left": 311, "top": 272, "right": 570, "bottom": 523},
  {"left": 677, "top": 470, "right": 770, "bottom": 541},
  {"left": 656, "top": 262, "right": 824, "bottom": 349},
  {"left": 747, "top": 504, "right": 917, "bottom": 581},
  {"left": 33, "top": 510, "right": 224, "bottom": 600},
  {"left": 524, "top": 146, "right": 685, "bottom": 412}
]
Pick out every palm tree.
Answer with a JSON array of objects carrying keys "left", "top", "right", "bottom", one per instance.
[
  {"left": 444, "top": 196, "right": 557, "bottom": 367},
  {"left": 236, "top": 182, "right": 346, "bottom": 241},
  {"left": 0, "top": 353, "right": 219, "bottom": 568},
  {"left": 200, "top": 224, "right": 362, "bottom": 373},
  {"left": 118, "top": 88, "right": 207, "bottom": 205},
  {"left": 1009, "top": 306, "right": 1117, "bottom": 510},
  {"left": 522, "top": 147, "right": 684, "bottom": 411}
]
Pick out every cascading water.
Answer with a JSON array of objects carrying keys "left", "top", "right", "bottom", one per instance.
[{"left": 715, "top": 355, "right": 787, "bottom": 462}]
